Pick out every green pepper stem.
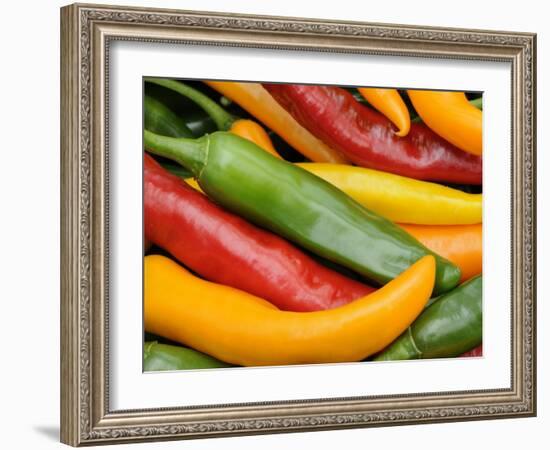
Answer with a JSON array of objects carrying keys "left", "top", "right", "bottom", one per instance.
[
  {"left": 145, "top": 78, "right": 235, "bottom": 131},
  {"left": 144, "top": 129, "right": 207, "bottom": 176}
]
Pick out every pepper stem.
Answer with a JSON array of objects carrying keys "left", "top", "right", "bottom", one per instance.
[
  {"left": 145, "top": 78, "right": 235, "bottom": 131},
  {"left": 144, "top": 129, "right": 207, "bottom": 177}
]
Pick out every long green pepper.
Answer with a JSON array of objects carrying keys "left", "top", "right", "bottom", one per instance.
[
  {"left": 144, "top": 341, "right": 232, "bottom": 371},
  {"left": 144, "top": 95, "right": 193, "bottom": 138},
  {"left": 143, "top": 130, "right": 461, "bottom": 293},
  {"left": 374, "top": 275, "right": 482, "bottom": 361}
]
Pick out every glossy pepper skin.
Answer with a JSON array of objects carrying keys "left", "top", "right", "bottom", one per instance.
[
  {"left": 144, "top": 341, "right": 232, "bottom": 371},
  {"left": 296, "top": 163, "right": 482, "bottom": 225},
  {"left": 399, "top": 224, "right": 482, "bottom": 282},
  {"left": 144, "top": 130, "right": 461, "bottom": 294},
  {"left": 144, "top": 154, "right": 374, "bottom": 311},
  {"left": 146, "top": 78, "right": 281, "bottom": 158},
  {"left": 144, "top": 255, "right": 435, "bottom": 366},
  {"left": 264, "top": 84, "right": 482, "bottom": 185},
  {"left": 374, "top": 275, "right": 482, "bottom": 361},
  {"left": 408, "top": 90, "right": 482, "bottom": 156},
  {"left": 204, "top": 80, "right": 347, "bottom": 163},
  {"left": 229, "top": 119, "right": 280, "bottom": 157},
  {"left": 357, "top": 88, "right": 410, "bottom": 136}
]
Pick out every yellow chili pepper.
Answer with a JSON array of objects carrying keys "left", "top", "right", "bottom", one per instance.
[
  {"left": 144, "top": 254, "right": 435, "bottom": 366},
  {"left": 184, "top": 177, "right": 201, "bottom": 191},
  {"left": 204, "top": 81, "right": 348, "bottom": 163},
  {"left": 357, "top": 88, "right": 410, "bottom": 136},
  {"left": 229, "top": 119, "right": 281, "bottom": 158},
  {"left": 407, "top": 90, "right": 482, "bottom": 156},
  {"left": 295, "top": 163, "right": 482, "bottom": 225}
]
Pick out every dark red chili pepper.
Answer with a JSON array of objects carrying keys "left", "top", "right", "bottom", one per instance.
[
  {"left": 460, "top": 345, "right": 482, "bottom": 357},
  {"left": 144, "top": 154, "right": 374, "bottom": 311},
  {"left": 263, "top": 84, "right": 482, "bottom": 185}
]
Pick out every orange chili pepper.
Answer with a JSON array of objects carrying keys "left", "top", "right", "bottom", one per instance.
[
  {"left": 357, "top": 88, "right": 410, "bottom": 136},
  {"left": 205, "top": 81, "right": 348, "bottom": 163},
  {"left": 399, "top": 224, "right": 482, "bottom": 282},
  {"left": 229, "top": 119, "right": 281, "bottom": 158},
  {"left": 407, "top": 90, "right": 482, "bottom": 156}
]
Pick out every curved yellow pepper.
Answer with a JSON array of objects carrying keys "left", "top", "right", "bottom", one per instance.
[
  {"left": 205, "top": 81, "right": 348, "bottom": 163},
  {"left": 295, "top": 163, "right": 482, "bottom": 225},
  {"left": 357, "top": 88, "right": 410, "bottom": 136},
  {"left": 144, "top": 255, "right": 435, "bottom": 366},
  {"left": 184, "top": 163, "right": 481, "bottom": 225},
  {"left": 408, "top": 90, "right": 482, "bottom": 156}
]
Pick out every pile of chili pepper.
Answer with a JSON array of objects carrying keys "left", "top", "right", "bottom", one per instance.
[{"left": 143, "top": 78, "right": 483, "bottom": 370}]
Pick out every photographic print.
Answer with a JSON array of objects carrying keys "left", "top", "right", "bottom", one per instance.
[{"left": 143, "top": 79, "right": 483, "bottom": 370}]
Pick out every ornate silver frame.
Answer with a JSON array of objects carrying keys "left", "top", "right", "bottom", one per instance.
[{"left": 60, "top": 3, "right": 536, "bottom": 446}]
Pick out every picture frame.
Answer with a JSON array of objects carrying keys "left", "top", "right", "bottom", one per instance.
[{"left": 60, "top": 2, "right": 536, "bottom": 446}]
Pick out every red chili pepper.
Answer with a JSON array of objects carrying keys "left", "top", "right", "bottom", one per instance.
[
  {"left": 263, "top": 84, "right": 482, "bottom": 185},
  {"left": 460, "top": 345, "right": 482, "bottom": 357},
  {"left": 144, "top": 154, "right": 374, "bottom": 312}
]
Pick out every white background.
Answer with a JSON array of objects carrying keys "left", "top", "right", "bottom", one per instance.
[{"left": 0, "top": 0, "right": 546, "bottom": 449}]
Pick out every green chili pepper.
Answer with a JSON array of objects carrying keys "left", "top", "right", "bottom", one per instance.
[
  {"left": 144, "top": 83, "right": 217, "bottom": 137},
  {"left": 146, "top": 78, "right": 235, "bottom": 131},
  {"left": 144, "top": 341, "right": 232, "bottom": 371},
  {"left": 184, "top": 110, "right": 218, "bottom": 138},
  {"left": 144, "top": 95, "right": 193, "bottom": 138},
  {"left": 143, "top": 130, "right": 460, "bottom": 293},
  {"left": 374, "top": 275, "right": 482, "bottom": 361}
]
